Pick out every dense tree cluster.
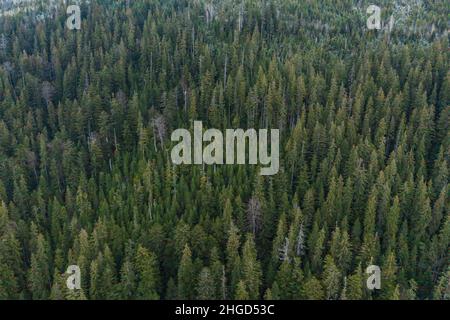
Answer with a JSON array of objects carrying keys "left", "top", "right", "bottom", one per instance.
[{"left": 0, "top": 0, "right": 448, "bottom": 300}]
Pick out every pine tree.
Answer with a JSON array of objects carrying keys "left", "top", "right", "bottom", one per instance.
[
  {"left": 241, "top": 234, "right": 262, "bottom": 300},
  {"left": 196, "top": 267, "right": 215, "bottom": 300},
  {"left": 28, "top": 234, "right": 50, "bottom": 300},
  {"left": 322, "top": 255, "right": 341, "bottom": 300},
  {"left": 177, "top": 245, "right": 195, "bottom": 299},
  {"left": 346, "top": 265, "right": 364, "bottom": 300},
  {"left": 0, "top": 202, "right": 20, "bottom": 299},
  {"left": 302, "top": 276, "right": 324, "bottom": 300},
  {"left": 226, "top": 222, "right": 241, "bottom": 295},
  {"left": 235, "top": 280, "right": 249, "bottom": 300},
  {"left": 135, "top": 245, "right": 159, "bottom": 300}
]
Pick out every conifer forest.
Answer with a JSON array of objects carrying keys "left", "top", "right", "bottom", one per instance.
[{"left": 0, "top": 0, "right": 448, "bottom": 300}]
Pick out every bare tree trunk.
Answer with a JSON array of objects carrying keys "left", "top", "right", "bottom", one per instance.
[{"left": 224, "top": 55, "right": 227, "bottom": 91}]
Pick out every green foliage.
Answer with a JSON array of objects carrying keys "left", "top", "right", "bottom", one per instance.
[{"left": 0, "top": 0, "right": 448, "bottom": 300}]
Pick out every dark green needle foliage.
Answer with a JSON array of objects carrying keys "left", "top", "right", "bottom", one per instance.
[{"left": 0, "top": 0, "right": 448, "bottom": 300}]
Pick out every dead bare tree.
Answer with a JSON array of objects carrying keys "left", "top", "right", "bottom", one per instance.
[
  {"left": 237, "top": 2, "right": 244, "bottom": 32},
  {"left": 41, "top": 81, "right": 55, "bottom": 106},
  {"left": 221, "top": 265, "right": 227, "bottom": 299},
  {"left": 278, "top": 237, "right": 290, "bottom": 262},
  {"left": 296, "top": 223, "right": 305, "bottom": 256},
  {"left": 247, "top": 196, "right": 262, "bottom": 235},
  {"left": 116, "top": 90, "right": 128, "bottom": 108},
  {"left": 181, "top": 78, "right": 188, "bottom": 113},
  {"left": 25, "top": 150, "right": 38, "bottom": 181},
  {"left": 205, "top": 3, "right": 215, "bottom": 24},
  {"left": 0, "top": 34, "right": 7, "bottom": 53},
  {"left": 152, "top": 114, "right": 167, "bottom": 151},
  {"left": 2, "top": 60, "right": 12, "bottom": 71}
]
